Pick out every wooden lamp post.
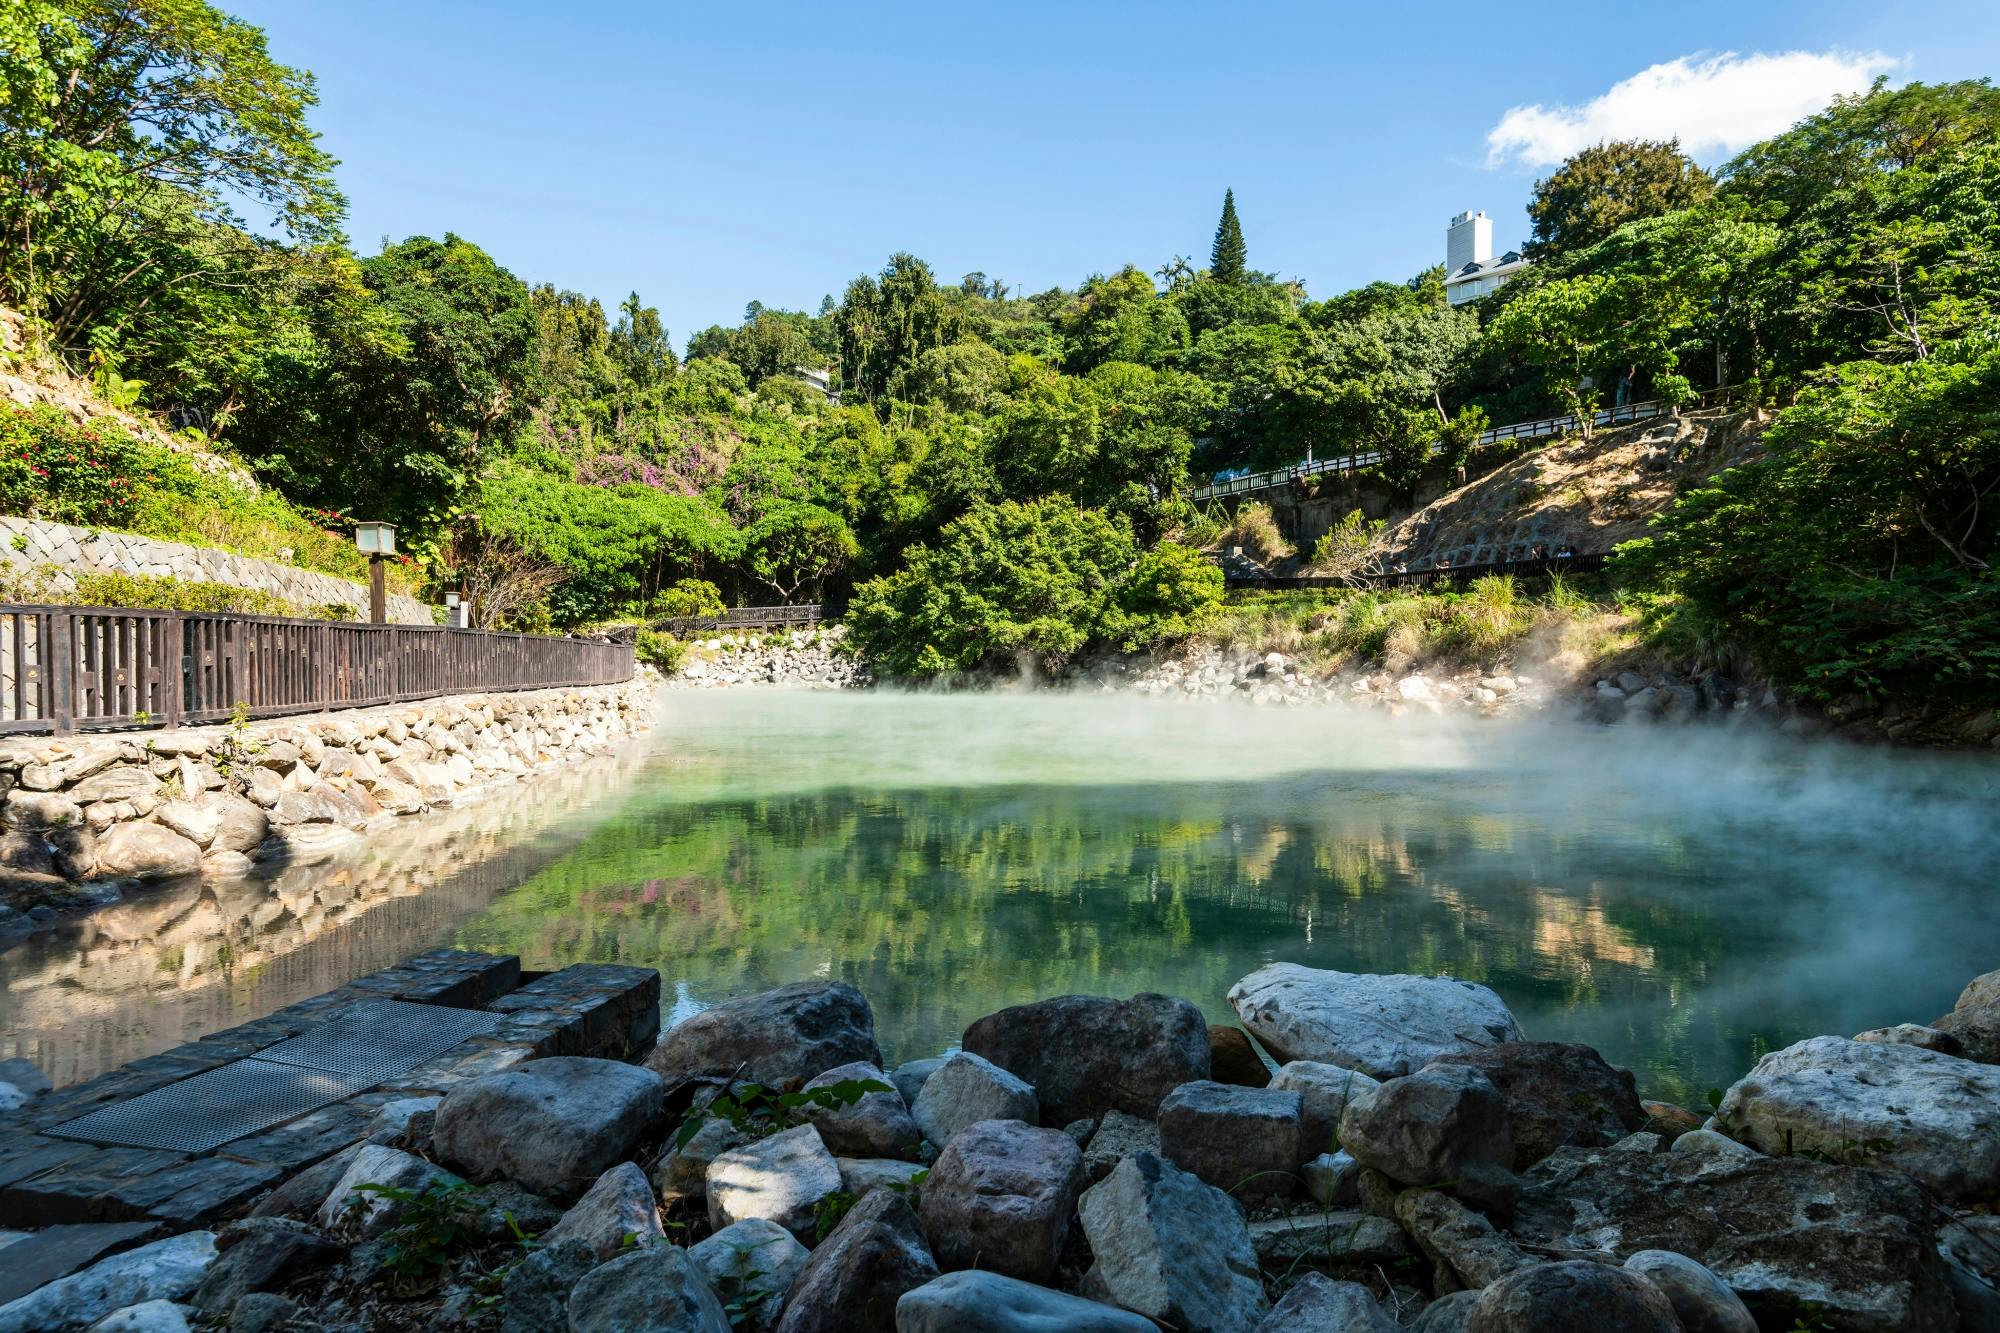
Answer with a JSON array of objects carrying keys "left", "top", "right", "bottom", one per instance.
[{"left": 354, "top": 521, "right": 397, "bottom": 625}]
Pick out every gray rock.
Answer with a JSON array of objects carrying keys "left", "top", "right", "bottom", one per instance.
[
  {"left": 656, "top": 1118, "right": 751, "bottom": 1202},
  {"left": 1716, "top": 1034, "right": 2000, "bottom": 1201},
  {"left": 82, "top": 1302, "right": 187, "bottom": 1333},
  {"left": 364, "top": 1096, "right": 439, "bottom": 1147},
  {"left": 1935, "top": 968, "right": 2000, "bottom": 1063},
  {"left": 1939, "top": 1214, "right": 2000, "bottom": 1332},
  {"left": 1157, "top": 1080, "right": 1303, "bottom": 1202},
  {"left": 1623, "top": 1249, "right": 1758, "bottom": 1333},
  {"left": 244, "top": 768, "right": 282, "bottom": 809},
  {"left": 0, "top": 831, "right": 55, "bottom": 877},
  {"left": 909, "top": 1052, "right": 1037, "bottom": 1148},
  {"left": 153, "top": 798, "right": 220, "bottom": 849},
  {"left": 706, "top": 1124, "right": 844, "bottom": 1242},
  {"left": 1209, "top": 1025, "right": 1271, "bottom": 1088},
  {"left": 1510, "top": 1143, "right": 1954, "bottom": 1330},
  {"left": 2, "top": 789, "right": 80, "bottom": 831},
  {"left": 919, "top": 1119, "right": 1082, "bottom": 1283},
  {"left": 1079, "top": 1109, "right": 1160, "bottom": 1183},
  {"left": 0, "top": 1232, "right": 216, "bottom": 1333},
  {"left": 191, "top": 1226, "right": 338, "bottom": 1315},
  {"left": 1301, "top": 1151, "right": 1362, "bottom": 1206},
  {"left": 1227, "top": 965, "right": 1523, "bottom": 1078},
  {"left": 545, "top": 1161, "right": 664, "bottom": 1261},
  {"left": 1269, "top": 1061, "right": 1380, "bottom": 1159},
  {"left": 773, "top": 1188, "right": 938, "bottom": 1333},
  {"left": 961, "top": 993, "right": 1210, "bottom": 1124},
  {"left": 1255, "top": 1273, "right": 1394, "bottom": 1332},
  {"left": 68, "top": 767, "right": 159, "bottom": 804},
  {"left": 227, "top": 1293, "right": 297, "bottom": 1333},
  {"left": 208, "top": 794, "right": 269, "bottom": 855},
  {"left": 249, "top": 1144, "right": 362, "bottom": 1220},
  {"left": 1610, "top": 1132, "right": 1664, "bottom": 1153},
  {"left": 836, "top": 1157, "right": 928, "bottom": 1198},
  {"left": 0, "top": 1057, "right": 52, "bottom": 1112},
  {"left": 1668, "top": 1128, "right": 1752, "bottom": 1157},
  {"left": 1337, "top": 1064, "right": 1516, "bottom": 1214},
  {"left": 314, "top": 1144, "right": 461, "bottom": 1237},
  {"left": 1076, "top": 1151, "right": 1267, "bottom": 1333},
  {"left": 94, "top": 822, "right": 201, "bottom": 879},
  {"left": 889, "top": 1058, "right": 945, "bottom": 1107},
  {"left": 1392, "top": 1190, "right": 1534, "bottom": 1290},
  {"left": 800, "top": 1062, "right": 920, "bottom": 1159},
  {"left": 1409, "top": 1291, "right": 1478, "bottom": 1333},
  {"left": 646, "top": 981, "right": 882, "bottom": 1093},
  {"left": 1464, "top": 1261, "right": 1680, "bottom": 1333},
  {"left": 499, "top": 1237, "right": 596, "bottom": 1333},
  {"left": 1246, "top": 1212, "right": 1409, "bottom": 1269},
  {"left": 1427, "top": 1042, "right": 1645, "bottom": 1169},
  {"left": 433, "top": 1056, "right": 666, "bottom": 1199},
  {"left": 689, "top": 1219, "right": 807, "bottom": 1333},
  {"left": 565, "top": 1244, "right": 730, "bottom": 1333},
  {"left": 896, "top": 1271, "right": 1156, "bottom": 1332}
]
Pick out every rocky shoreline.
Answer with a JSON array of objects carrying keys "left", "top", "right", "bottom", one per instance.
[{"left": 6, "top": 960, "right": 1996, "bottom": 1331}]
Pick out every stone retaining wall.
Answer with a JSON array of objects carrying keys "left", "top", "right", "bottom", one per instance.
[
  {"left": 0, "top": 516, "right": 432, "bottom": 625},
  {"left": 0, "top": 678, "right": 657, "bottom": 919}
]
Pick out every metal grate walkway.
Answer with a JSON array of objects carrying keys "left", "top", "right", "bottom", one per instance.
[{"left": 45, "top": 999, "right": 502, "bottom": 1154}]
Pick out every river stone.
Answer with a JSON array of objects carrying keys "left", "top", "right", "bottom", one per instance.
[
  {"left": 1935, "top": 968, "right": 2000, "bottom": 1063},
  {"left": 1256, "top": 1273, "right": 1395, "bottom": 1332},
  {"left": 706, "top": 1123, "right": 843, "bottom": 1242},
  {"left": 544, "top": 1161, "right": 663, "bottom": 1260},
  {"left": 0, "top": 832, "right": 55, "bottom": 877},
  {"left": 1428, "top": 1042, "right": 1645, "bottom": 1169},
  {"left": 68, "top": 767, "right": 159, "bottom": 804},
  {"left": 82, "top": 1301, "right": 187, "bottom": 1333},
  {"left": 366, "top": 1096, "right": 441, "bottom": 1146},
  {"left": 1337, "top": 1064, "right": 1516, "bottom": 1214},
  {"left": 890, "top": 1057, "right": 945, "bottom": 1107},
  {"left": 1853, "top": 1022, "right": 1961, "bottom": 1053},
  {"left": 1464, "top": 1261, "right": 1680, "bottom": 1333},
  {"left": 799, "top": 1061, "right": 920, "bottom": 1158},
  {"left": 1669, "top": 1128, "right": 1752, "bottom": 1157},
  {"left": 314, "top": 1144, "right": 461, "bottom": 1237},
  {"left": 910, "top": 1052, "right": 1037, "bottom": 1148},
  {"left": 1391, "top": 1190, "right": 1534, "bottom": 1290},
  {"left": 772, "top": 1188, "right": 937, "bottom": 1333},
  {"left": 250, "top": 1144, "right": 362, "bottom": 1220},
  {"left": 1246, "top": 1212, "right": 1409, "bottom": 1269},
  {"left": 1079, "top": 1109, "right": 1160, "bottom": 1183},
  {"left": 1301, "top": 1150, "right": 1362, "bottom": 1205},
  {"left": 1269, "top": 1061, "right": 1380, "bottom": 1160},
  {"left": 1227, "top": 965, "right": 1523, "bottom": 1078},
  {"left": 3, "top": 789, "right": 80, "bottom": 831},
  {"left": 243, "top": 767, "right": 283, "bottom": 809},
  {"left": 961, "top": 992, "right": 1209, "bottom": 1124},
  {"left": 655, "top": 1118, "right": 751, "bottom": 1202},
  {"left": 1639, "top": 1099, "right": 1703, "bottom": 1140},
  {"left": 499, "top": 1237, "right": 597, "bottom": 1333},
  {"left": 0, "top": 1232, "right": 216, "bottom": 1333},
  {"left": 1076, "top": 1151, "right": 1267, "bottom": 1333},
  {"left": 1410, "top": 1291, "right": 1479, "bottom": 1332},
  {"left": 1510, "top": 1143, "right": 1954, "bottom": 1329},
  {"left": 1939, "top": 1214, "right": 2000, "bottom": 1331},
  {"left": 919, "top": 1119, "right": 1082, "bottom": 1282},
  {"left": 897, "top": 1270, "right": 1157, "bottom": 1333},
  {"left": 1623, "top": 1249, "right": 1757, "bottom": 1333},
  {"left": 1716, "top": 1035, "right": 2000, "bottom": 1200},
  {"left": 190, "top": 1224, "right": 339, "bottom": 1316},
  {"left": 1157, "top": 1080, "right": 1303, "bottom": 1202},
  {"left": 433, "top": 1056, "right": 667, "bottom": 1199},
  {"left": 208, "top": 794, "right": 268, "bottom": 855},
  {"left": 565, "top": 1244, "right": 730, "bottom": 1333},
  {"left": 688, "top": 1219, "right": 807, "bottom": 1333},
  {"left": 94, "top": 822, "right": 201, "bottom": 879},
  {"left": 153, "top": 799, "right": 221, "bottom": 849},
  {"left": 646, "top": 981, "right": 881, "bottom": 1093},
  {"left": 1209, "top": 1026, "right": 1271, "bottom": 1087}
]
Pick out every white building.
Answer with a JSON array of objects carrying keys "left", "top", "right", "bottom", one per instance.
[{"left": 1443, "top": 210, "right": 1529, "bottom": 306}]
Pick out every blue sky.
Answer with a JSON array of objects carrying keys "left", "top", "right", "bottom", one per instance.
[{"left": 233, "top": 1, "right": 2000, "bottom": 346}]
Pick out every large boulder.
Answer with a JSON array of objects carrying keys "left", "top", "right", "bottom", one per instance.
[
  {"left": 433, "top": 1056, "right": 666, "bottom": 1199},
  {"left": 772, "top": 1188, "right": 937, "bottom": 1333},
  {"left": 1510, "top": 1144, "right": 1954, "bottom": 1330},
  {"left": 646, "top": 982, "right": 881, "bottom": 1093},
  {"left": 1076, "top": 1151, "right": 1268, "bottom": 1333},
  {"left": 1935, "top": 968, "right": 2000, "bottom": 1063},
  {"left": 94, "top": 822, "right": 201, "bottom": 879},
  {"left": 208, "top": 794, "right": 269, "bottom": 855},
  {"left": 961, "top": 993, "right": 1210, "bottom": 1124},
  {"left": 896, "top": 1271, "right": 1155, "bottom": 1333},
  {"left": 190, "top": 1224, "right": 339, "bottom": 1317},
  {"left": 889, "top": 1058, "right": 945, "bottom": 1107},
  {"left": 1227, "top": 965, "right": 1522, "bottom": 1078},
  {"left": 706, "top": 1124, "right": 844, "bottom": 1242},
  {"left": 1392, "top": 1189, "right": 1535, "bottom": 1290},
  {"left": 799, "top": 1062, "right": 920, "bottom": 1159},
  {"left": 499, "top": 1238, "right": 597, "bottom": 1333},
  {"left": 565, "top": 1244, "right": 730, "bottom": 1333},
  {"left": 1428, "top": 1042, "right": 1645, "bottom": 1169},
  {"left": 1156, "top": 1080, "right": 1303, "bottom": 1202},
  {"left": 1080, "top": 1109, "right": 1161, "bottom": 1183},
  {"left": 543, "top": 1161, "right": 663, "bottom": 1260},
  {"left": 314, "top": 1144, "right": 462, "bottom": 1237},
  {"left": 688, "top": 1219, "right": 807, "bottom": 1333},
  {"left": 1463, "top": 1261, "right": 1680, "bottom": 1333},
  {"left": 1268, "top": 1061, "right": 1380, "bottom": 1161},
  {"left": 1337, "top": 1064, "right": 1516, "bottom": 1214},
  {"left": 0, "top": 1232, "right": 215, "bottom": 1333},
  {"left": 1622, "top": 1250, "right": 1758, "bottom": 1333},
  {"left": 1256, "top": 1273, "right": 1395, "bottom": 1332},
  {"left": 909, "top": 1052, "right": 1037, "bottom": 1148},
  {"left": 919, "top": 1119, "right": 1083, "bottom": 1283},
  {"left": 1716, "top": 1035, "right": 2000, "bottom": 1201}
]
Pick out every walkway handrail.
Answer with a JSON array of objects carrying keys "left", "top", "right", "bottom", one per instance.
[
  {"left": 651, "top": 603, "right": 827, "bottom": 636},
  {"left": 0, "top": 604, "right": 633, "bottom": 736},
  {"left": 1226, "top": 550, "right": 1612, "bottom": 592}
]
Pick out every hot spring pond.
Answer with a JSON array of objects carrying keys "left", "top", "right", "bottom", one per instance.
[{"left": 7, "top": 689, "right": 1999, "bottom": 1101}]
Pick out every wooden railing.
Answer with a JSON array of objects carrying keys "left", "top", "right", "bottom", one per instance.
[
  {"left": 651, "top": 603, "right": 827, "bottom": 636},
  {"left": 1225, "top": 550, "right": 1613, "bottom": 593},
  {"left": 0, "top": 606, "right": 634, "bottom": 736}
]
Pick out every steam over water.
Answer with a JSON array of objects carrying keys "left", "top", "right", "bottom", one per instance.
[{"left": 6, "top": 690, "right": 1999, "bottom": 1098}]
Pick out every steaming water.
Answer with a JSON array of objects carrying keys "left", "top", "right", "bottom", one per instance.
[{"left": 5, "top": 689, "right": 1999, "bottom": 1099}]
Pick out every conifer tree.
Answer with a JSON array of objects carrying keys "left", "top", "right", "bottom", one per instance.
[{"left": 1210, "top": 189, "right": 1247, "bottom": 285}]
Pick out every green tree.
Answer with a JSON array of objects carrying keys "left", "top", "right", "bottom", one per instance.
[
  {"left": 1211, "top": 188, "right": 1247, "bottom": 285},
  {"left": 1525, "top": 139, "right": 1713, "bottom": 259},
  {"left": 741, "top": 502, "right": 858, "bottom": 602},
  {"left": 833, "top": 253, "right": 968, "bottom": 402}
]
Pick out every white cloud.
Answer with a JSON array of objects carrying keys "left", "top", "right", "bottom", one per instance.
[{"left": 1485, "top": 50, "right": 1902, "bottom": 169}]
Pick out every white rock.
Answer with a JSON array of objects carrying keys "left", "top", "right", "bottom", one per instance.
[
  {"left": 705, "top": 1123, "right": 843, "bottom": 1242},
  {"left": 1227, "top": 964, "right": 1524, "bottom": 1079},
  {"left": 314, "top": 1144, "right": 461, "bottom": 1236},
  {"left": 909, "top": 1052, "right": 1037, "bottom": 1148},
  {"left": 688, "top": 1218, "right": 807, "bottom": 1332},
  {"left": 0, "top": 1233, "right": 215, "bottom": 1333},
  {"left": 82, "top": 1302, "right": 188, "bottom": 1333}
]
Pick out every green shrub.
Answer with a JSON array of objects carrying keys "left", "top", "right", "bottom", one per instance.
[
  {"left": 1110, "top": 542, "right": 1224, "bottom": 648},
  {"left": 648, "top": 578, "right": 726, "bottom": 621},
  {"left": 0, "top": 405, "right": 146, "bottom": 527},
  {"left": 0, "top": 564, "right": 329, "bottom": 617},
  {"left": 634, "top": 629, "right": 687, "bottom": 671}
]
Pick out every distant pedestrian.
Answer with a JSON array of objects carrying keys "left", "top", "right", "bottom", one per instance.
[{"left": 1556, "top": 544, "right": 1575, "bottom": 559}]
